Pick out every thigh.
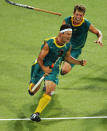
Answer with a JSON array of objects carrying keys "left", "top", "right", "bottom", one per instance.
[{"left": 71, "top": 48, "right": 82, "bottom": 59}]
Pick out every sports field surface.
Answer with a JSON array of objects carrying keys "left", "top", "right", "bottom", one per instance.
[{"left": 0, "top": 0, "right": 107, "bottom": 131}]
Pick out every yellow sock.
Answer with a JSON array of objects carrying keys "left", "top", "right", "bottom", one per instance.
[{"left": 34, "top": 93, "right": 51, "bottom": 113}]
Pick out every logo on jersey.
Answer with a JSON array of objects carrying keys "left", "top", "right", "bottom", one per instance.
[
  {"left": 73, "top": 28, "right": 78, "bottom": 31},
  {"left": 58, "top": 49, "right": 64, "bottom": 57}
]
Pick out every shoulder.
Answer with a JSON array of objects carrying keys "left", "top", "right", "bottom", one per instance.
[
  {"left": 41, "top": 37, "right": 54, "bottom": 49},
  {"left": 64, "top": 16, "right": 71, "bottom": 23},
  {"left": 64, "top": 16, "right": 71, "bottom": 19},
  {"left": 84, "top": 18, "right": 91, "bottom": 28},
  {"left": 44, "top": 37, "right": 55, "bottom": 47},
  {"left": 45, "top": 37, "right": 55, "bottom": 42},
  {"left": 45, "top": 37, "right": 55, "bottom": 44},
  {"left": 84, "top": 18, "right": 91, "bottom": 25}
]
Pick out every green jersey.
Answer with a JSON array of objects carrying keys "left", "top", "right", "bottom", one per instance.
[
  {"left": 42, "top": 37, "right": 71, "bottom": 71},
  {"left": 64, "top": 16, "right": 91, "bottom": 49},
  {"left": 30, "top": 37, "right": 71, "bottom": 85}
]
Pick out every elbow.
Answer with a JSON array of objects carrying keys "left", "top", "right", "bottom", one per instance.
[{"left": 37, "top": 57, "right": 42, "bottom": 65}]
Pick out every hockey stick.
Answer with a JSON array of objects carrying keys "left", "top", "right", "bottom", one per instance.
[
  {"left": 5, "top": 0, "right": 62, "bottom": 16},
  {"left": 31, "top": 50, "right": 64, "bottom": 92}
]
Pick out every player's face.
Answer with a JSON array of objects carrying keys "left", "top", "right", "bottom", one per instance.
[
  {"left": 61, "top": 31, "right": 72, "bottom": 43},
  {"left": 73, "top": 10, "right": 84, "bottom": 23}
]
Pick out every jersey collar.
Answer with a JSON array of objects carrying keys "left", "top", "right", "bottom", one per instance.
[
  {"left": 71, "top": 16, "right": 85, "bottom": 27},
  {"left": 54, "top": 37, "right": 65, "bottom": 48}
]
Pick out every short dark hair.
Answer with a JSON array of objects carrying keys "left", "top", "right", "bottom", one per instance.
[
  {"left": 74, "top": 4, "right": 86, "bottom": 14},
  {"left": 60, "top": 24, "right": 72, "bottom": 31}
]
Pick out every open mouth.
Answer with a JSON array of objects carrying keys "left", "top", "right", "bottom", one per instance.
[{"left": 76, "top": 18, "right": 81, "bottom": 21}]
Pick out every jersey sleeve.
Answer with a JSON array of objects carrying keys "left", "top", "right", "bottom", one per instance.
[
  {"left": 45, "top": 39, "right": 53, "bottom": 48},
  {"left": 41, "top": 38, "right": 52, "bottom": 49}
]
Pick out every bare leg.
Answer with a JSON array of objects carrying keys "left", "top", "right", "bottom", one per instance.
[
  {"left": 45, "top": 80, "right": 56, "bottom": 95},
  {"left": 61, "top": 62, "right": 72, "bottom": 75}
]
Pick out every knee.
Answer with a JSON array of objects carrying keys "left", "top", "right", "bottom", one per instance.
[
  {"left": 61, "top": 63, "right": 72, "bottom": 75},
  {"left": 45, "top": 81, "right": 56, "bottom": 96},
  {"left": 45, "top": 88, "right": 55, "bottom": 96},
  {"left": 45, "top": 91, "right": 55, "bottom": 96},
  {"left": 61, "top": 67, "right": 71, "bottom": 75}
]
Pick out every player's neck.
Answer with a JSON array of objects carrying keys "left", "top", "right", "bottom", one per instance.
[{"left": 55, "top": 37, "right": 64, "bottom": 46}]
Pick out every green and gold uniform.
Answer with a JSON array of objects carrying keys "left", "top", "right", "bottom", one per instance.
[
  {"left": 30, "top": 37, "right": 71, "bottom": 85},
  {"left": 64, "top": 16, "right": 91, "bottom": 67}
]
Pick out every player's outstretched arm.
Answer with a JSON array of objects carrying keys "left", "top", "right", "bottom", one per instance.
[
  {"left": 89, "top": 24, "right": 103, "bottom": 47},
  {"left": 64, "top": 48, "right": 87, "bottom": 66}
]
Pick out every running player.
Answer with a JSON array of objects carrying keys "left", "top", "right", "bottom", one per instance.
[
  {"left": 61, "top": 4, "right": 103, "bottom": 75},
  {"left": 28, "top": 24, "right": 87, "bottom": 122}
]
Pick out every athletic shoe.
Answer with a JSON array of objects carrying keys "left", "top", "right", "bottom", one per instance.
[{"left": 30, "top": 112, "right": 41, "bottom": 122}]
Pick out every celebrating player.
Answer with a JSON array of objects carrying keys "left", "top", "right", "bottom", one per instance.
[
  {"left": 61, "top": 4, "right": 103, "bottom": 75},
  {"left": 28, "top": 24, "right": 86, "bottom": 122}
]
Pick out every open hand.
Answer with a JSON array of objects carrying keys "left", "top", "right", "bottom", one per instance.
[
  {"left": 94, "top": 39, "right": 103, "bottom": 47},
  {"left": 42, "top": 66, "right": 52, "bottom": 74}
]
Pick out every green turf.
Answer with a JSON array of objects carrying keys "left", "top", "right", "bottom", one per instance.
[{"left": 0, "top": 0, "right": 107, "bottom": 131}]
